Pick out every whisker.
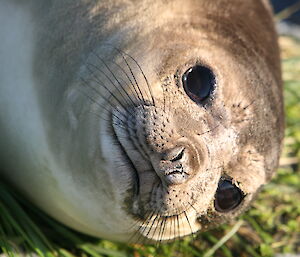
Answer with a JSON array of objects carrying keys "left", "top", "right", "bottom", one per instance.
[
  {"left": 82, "top": 80, "right": 136, "bottom": 130},
  {"left": 114, "top": 48, "right": 147, "bottom": 109},
  {"left": 156, "top": 215, "right": 167, "bottom": 246},
  {"left": 87, "top": 111, "right": 130, "bottom": 131},
  {"left": 85, "top": 65, "right": 135, "bottom": 117},
  {"left": 243, "top": 99, "right": 256, "bottom": 110},
  {"left": 183, "top": 211, "right": 196, "bottom": 241},
  {"left": 139, "top": 212, "right": 158, "bottom": 244},
  {"left": 117, "top": 48, "right": 156, "bottom": 107},
  {"left": 147, "top": 213, "right": 162, "bottom": 243},
  {"left": 128, "top": 211, "right": 155, "bottom": 244},
  {"left": 169, "top": 213, "right": 174, "bottom": 242},
  {"left": 86, "top": 63, "right": 132, "bottom": 108},
  {"left": 196, "top": 124, "right": 220, "bottom": 136},
  {"left": 90, "top": 53, "right": 138, "bottom": 108},
  {"left": 176, "top": 211, "right": 181, "bottom": 240},
  {"left": 134, "top": 211, "right": 160, "bottom": 244},
  {"left": 109, "top": 60, "right": 145, "bottom": 106},
  {"left": 161, "top": 216, "right": 169, "bottom": 244},
  {"left": 183, "top": 192, "right": 199, "bottom": 215},
  {"left": 99, "top": 44, "right": 148, "bottom": 107},
  {"left": 81, "top": 76, "right": 126, "bottom": 117},
  {"left": 186, "top": 200, "right": 198, "bottom": 214},
  {"left": 77, "top": 84, "right": 133, "bottom": 130}
]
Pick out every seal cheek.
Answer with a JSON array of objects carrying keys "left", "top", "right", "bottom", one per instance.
[{"left": 226, "top": 145, "right": 266, "bottom": 194}]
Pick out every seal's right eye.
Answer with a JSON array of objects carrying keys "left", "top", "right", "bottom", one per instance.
[
  {"left": 214, "top": 179, "right": 244, "bottom": 212},
  {"left": 182, "top": 65, "right": 215, "bottom": 103}
]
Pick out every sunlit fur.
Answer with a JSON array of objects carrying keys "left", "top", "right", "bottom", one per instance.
[{"left": 0, "top": 0, "right": 283, "bottom": 243}]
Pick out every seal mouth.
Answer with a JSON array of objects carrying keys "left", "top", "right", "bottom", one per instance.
[{"left": 109, "top": 110, "right": 141, "bottom": 196}]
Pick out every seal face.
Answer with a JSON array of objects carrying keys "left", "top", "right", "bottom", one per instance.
[{"left": 0, "top": 0, "right": 284, "bottom": 243}]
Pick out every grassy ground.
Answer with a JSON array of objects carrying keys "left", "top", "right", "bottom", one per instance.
[{"left": 0, "top": 36, "right": 300, "bottom": 257}]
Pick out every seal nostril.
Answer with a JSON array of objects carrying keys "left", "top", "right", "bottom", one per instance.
[{"left": 170, "top": 148, "right": 185, "bottom": 162}]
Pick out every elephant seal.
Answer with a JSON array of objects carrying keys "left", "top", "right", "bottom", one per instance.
[{"left": 0, "top": 0, "right": 283, "bottom": 243}]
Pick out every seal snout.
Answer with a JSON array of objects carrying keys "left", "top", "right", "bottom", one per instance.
[{"left": 152, "top": 144, "right": 197, "bottom": 185}]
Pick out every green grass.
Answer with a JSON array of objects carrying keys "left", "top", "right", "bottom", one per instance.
[{"left": 1, "top": 36, "right": 300, "bottom": 257}]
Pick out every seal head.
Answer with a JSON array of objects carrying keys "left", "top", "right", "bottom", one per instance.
[{"left": 0, "top": 0, "right": 284, "bottom": 243}]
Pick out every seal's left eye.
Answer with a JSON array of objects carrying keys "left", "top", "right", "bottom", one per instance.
[
  {"left": 182, "top": 65, "right": 215, "bottom": 103},
  {"left": 214, "top": 179, "right": 244, "bottom": 212}
]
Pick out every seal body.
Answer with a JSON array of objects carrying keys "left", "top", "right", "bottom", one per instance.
[{"left": 0, "top": 0, "right": 283, "bottom": 242}]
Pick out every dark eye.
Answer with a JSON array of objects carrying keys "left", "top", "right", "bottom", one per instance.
[
  {"left": 182, "top": 65, "right": 215, "bottom": 103},
  {"left": 214, "top": 179, "right": 244, "bottom": 212}
]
